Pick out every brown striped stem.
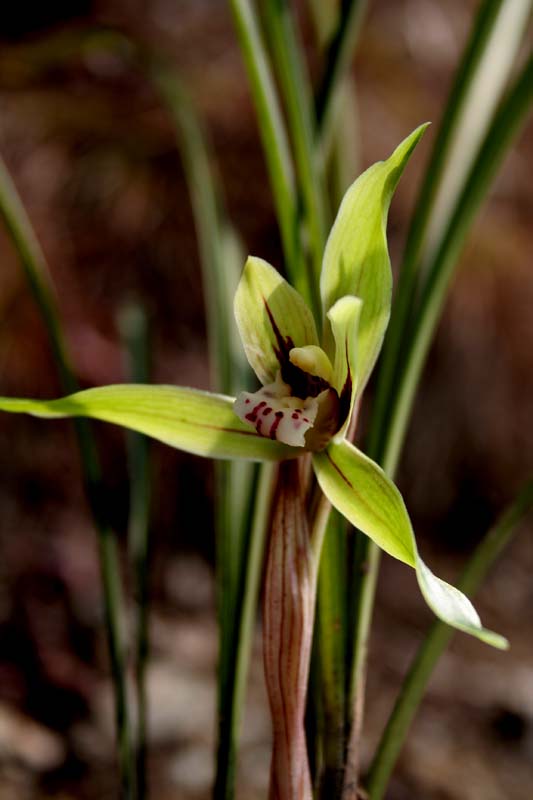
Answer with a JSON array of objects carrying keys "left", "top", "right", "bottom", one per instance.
[{"left": 263, "top": 459, "right": 315, "bottom": 800}]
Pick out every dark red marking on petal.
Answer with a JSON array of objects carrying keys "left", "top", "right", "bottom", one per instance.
[
  {"left": 269, "top": 410, "right": 284, "bottom": 439},
  {"left": 263, "top": 406, "right": 272, "bottom": 415},
  {"left": 245, "top": 398, "right": 250, "bottom": 404},
  {"left": 245, "top": 400, "right": 267, "bottom": 422},
  {"left": 291, "top": 412, "right": 299, "bottom": 420}
]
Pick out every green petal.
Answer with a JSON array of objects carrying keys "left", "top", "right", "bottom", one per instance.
[
  {"left": 327, "top": 295, "right": 362, "bottom": 438},
  {"left": 313, "top": 440, "right": 507, "bottom": 649},
  {"left": 234, "top": 256, "right": 319, "bottom": 385},
  {"left": 320, "top": 124, "right": 429, "bottom": 396},
  {"left": 0, "top": 385, "right": 296, "bottom": 462}
]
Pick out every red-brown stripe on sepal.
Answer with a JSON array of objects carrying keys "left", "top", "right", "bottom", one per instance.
[{"left": 263, "top": 460, "right": 314, "bottom": 800}]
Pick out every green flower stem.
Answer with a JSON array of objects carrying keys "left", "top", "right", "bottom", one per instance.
[
  {"left": 314, "top": 0, "right": 368, "bottom": 144},
  {"left": 347, "top": 51, "right": 533, "bottom": 794},
  {"left": 0, "top": 158, "right": 134, "bottom": 797},
  {"left": 365, "top": 479, "right": 533, "bottom": 800},
  {"left": 119, "top": 303, "right": 152, "bottom": 800},
  {"left": 368, "top": 0, "right": 531, "bottom": 460},
  {"left": 262, "top": 0, "right": 327, "bottom": 318},
  {"left": 228, "top": 0, "right": 306, "bottom": 296}
]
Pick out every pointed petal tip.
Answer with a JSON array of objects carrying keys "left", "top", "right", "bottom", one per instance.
[{"left": 481, "top": 631, "right": 509, "bottom": 651}]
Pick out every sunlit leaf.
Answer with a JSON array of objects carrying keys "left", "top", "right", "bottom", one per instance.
[
  {"left": 0, "top": 385, "right": 295, "bottom": 462},
  {"left": 234, "top": 256, "right": 319, "bottom": 385},
  {"left": 320, "top": 124, "right": 429, "bottom": 396},
  {"left": 313, "top": 439, "right": 508, "bottom": 648}
]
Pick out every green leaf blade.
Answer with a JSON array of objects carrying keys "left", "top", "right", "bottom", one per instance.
[
  {"left": 313, "top": 439, "right": 507, "bottom": 648},
  {"left": 320, "top": 124, "right": 429, "bottom": 396},
  {"left": 0, "top": 385, "right": 295, "bottom": 462}
]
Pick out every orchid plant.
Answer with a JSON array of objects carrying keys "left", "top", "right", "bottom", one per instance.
[
  {"left": 0, "top": 0, "right": 530, "bottom": 792},
  {"left": 0, "top": 126, "right": 505, "bottom": 650},
  {"left": 0, "top": 125, "right": 507, "bottom": 798}
]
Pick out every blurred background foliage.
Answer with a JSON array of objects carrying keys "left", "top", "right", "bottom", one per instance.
[{"left": 0, "top": 1, "right": 531, "bottom": 798}]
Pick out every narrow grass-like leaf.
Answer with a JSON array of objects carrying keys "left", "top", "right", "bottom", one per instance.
[
  {"left": 148, "top": 58, "right": 263, "bottom": 800},
  {"left": 150, "top": 61, "right": 248, "bottom": 397},
  {"left": 0, "top": 386, "right": 295, "bottom": 462},
  {"left": 316, "top": 508, "right": 348, "bottom": 797},
  {"left": 320, "top": 125, "right": 428, "bottom": 396},
  {"left": 262, "top": 0, "right": 327, "bottom": 317},
  {"left": 0, "top": 156, "right": 134, "bottom": 797},
  {"left": 315, "top": 0, "right": 369, "bottom": 140},
  {"left": 384, "top": 52, "right": 533, "bottom": 478},
  {"left": 370, "top": 0, "right": 532, "bottom": 460},
  {"left": 214, "top": 462, "right": 274, "bottom": 800},
  {"left": 313, "top": 440, "right": 507, "bottom": 648},
  {"left": 366, "top": 479, "right": 533, "bottom": 800},
  {"left": 234, "top": 256, "right": 319, "bottom": 385},
  {"left": 346, "top": 47, "right": 533, "bottom": 799},
  {"left": 229, "top": 0, "right": 304, "bottom": 293},
  {"left": 119, "top": 303, "right": 152, "bottom": 800},
  {"left": 412, "top": 0, "right": 531, "bottom": 277}
]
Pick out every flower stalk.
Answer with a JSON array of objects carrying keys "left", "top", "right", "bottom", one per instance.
[{"left": 263, "top": 459, "right": 315, "bottom": 800}]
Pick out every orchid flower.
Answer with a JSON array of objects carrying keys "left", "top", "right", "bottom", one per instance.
[{"left": 0, "top": 125, "right": 506, "bottom": 650}]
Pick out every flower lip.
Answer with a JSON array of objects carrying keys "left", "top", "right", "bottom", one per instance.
[{"left": 234, "top": 373, "right": 321, "bottom": 448}]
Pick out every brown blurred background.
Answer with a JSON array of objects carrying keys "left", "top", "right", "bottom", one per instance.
[{"left": 0, "top": 1, "right": 531, "bottom": 798}]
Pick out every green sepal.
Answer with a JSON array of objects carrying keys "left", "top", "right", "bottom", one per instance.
[
  {"left": 234, "top": 256, "right": 319, "bottom": 385},
  {"left": 415, "top": 557, "right": 507, "bottom": 649},
  {"left": 0, "top": 385, "right": 296, "bottom": 462},
  {"left": 313, "top": 439, "right": 508, "bottom": 649},
  {"left": 313, "top": 440, "right": 415, "bottom": 566},
  {"left": 320, "top": 124, "right": 429, "bottom": 397}
]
